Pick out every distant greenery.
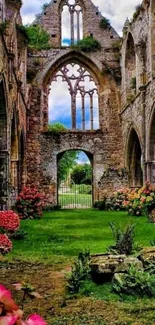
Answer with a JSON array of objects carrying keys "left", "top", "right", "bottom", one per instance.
[
  {"left": 71, "top": 164, "right": 92, "bottom": 185},
  {"left": 72, "top": 36, "right": 101, "bottom": 52},
  {"left": 24, "top": 24, "right": 51, "bottom": 50},
  {"left": 58, "top": 151, "right": 78, "bottom": 183},
  {"left": 48, "top": 122, "right": 67, "bottom": 133},
  {"left": 99, "top": 17, "right": 111, "bottom": 29}
]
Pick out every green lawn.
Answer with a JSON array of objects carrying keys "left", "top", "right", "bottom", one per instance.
[{"left": 8, "top": 209, "right": 155, "bottom": 265}]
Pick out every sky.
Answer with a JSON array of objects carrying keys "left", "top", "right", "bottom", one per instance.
[
  {"left": 21, "top": 0, "right": 140, "bottom": 164},
  {"left": 21, "top": 0, "right": 140, "bottom": 35}
]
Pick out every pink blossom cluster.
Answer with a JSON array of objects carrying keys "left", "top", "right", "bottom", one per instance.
[
  {"left": 0, "top": 211, "right": 20, "bottom": 232},
  {"left": 0, "top": 234, "right": 12, "bottom": 255},
  {"left": 16, "top": 187, "right": 45, "bottom": 219},
  {"left": 0, "top": 284, "right": 46, "bottom": 325}
]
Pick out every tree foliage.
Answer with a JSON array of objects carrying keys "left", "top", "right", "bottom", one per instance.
[
  {"left": 71, "top": 164, "right": 92, "bottom": 185},
  {"left": 58, "top": 151, "right": 79, "bottom": 183}
]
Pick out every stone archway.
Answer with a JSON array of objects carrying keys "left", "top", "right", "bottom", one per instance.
[
  {"left": 10, "top": 111, "right": 19, "bottom": 202},
  {"left": 57, "top": 149, "right": 93, "bottom": 208},
  {"left": 0, "top": 80, "right": 8, "bottom": 208},
  {"left": 127, "top": 128, "right": 143, "bottom": 187}
]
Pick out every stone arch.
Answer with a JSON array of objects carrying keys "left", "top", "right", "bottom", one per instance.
[
  {"left": 18, "top": 128, "right": 26, "bottom": 191},
  {"left": 41, "top": 51, "right": 104, "bottom": 131},
  {"left": 126, "top": 127, "right": 143, "bottom": 187},
  {"left": 57, "top": 148, "right": 93, "bottom": 208},
  {"left": 146, "top": 103, "right": 155, "bottom": 183},
  {"left": 10, "top": 110, "right": 19, "bottom": 198},
  {"left": 150, "top": 0, "right": 155, "bottom": 77},
  {"left": 0, "top": 78, "right": 8, "bottom": 208},
  {"left": 125, "top": 32, "right": 136, "bottom": 100}
]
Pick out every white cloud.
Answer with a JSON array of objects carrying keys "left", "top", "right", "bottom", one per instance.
[{"left": 21, "top": 0, "right": 140, "bottom": 34}]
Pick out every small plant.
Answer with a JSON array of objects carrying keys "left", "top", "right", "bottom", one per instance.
[
  {"left": 108, "top": 222, "right": 135, "bottom": 255},
  {"left": 99, "top": 17, "right": 111, "bottom": 29},
  {"left": 15, "top": 187, "right": 45, "bottom": 219},
  {"left": 133, "top": 4, "right": 144, "bottom": 21},
  {"left": 10, "top": 229, "right": 27, "bottom": 240},
  {"left": 0, "top": 20, "right": 9, "bottom": 34},
  {"left": 48, "top": 122, "right": 67, "bottom": 133},
  {"left": 72, "top": 36, "right": 101, "bottom": 52},
  {"left": 25, "top": 24, "right": 51, "bottom": 51},
  {"left": 13, "top": 282, "right": 42, "bottom": 308},
  {"left": 0, "top": 284, "right": 46, "bottom": 325},
  {"left": 93, "top": 200, "right": 106, "bottom": 210},
  {"left": 113, "top": 264, "right": 155, "bottom": 297},
  {"left": 130, "top": 77, "right": 136, "bottom": 90},
  {"left": 66, "top": 251, "right": 90, "bottom": 294},
  {"left": 126, "top": 93, "right": 135, "bottom": 103}
]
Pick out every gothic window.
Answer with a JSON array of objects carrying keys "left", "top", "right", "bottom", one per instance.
[
  {"left": 49, "top": 63, "right": 99, "bottom": 130},
  {"left": 61, "top": 0, "right": 83, "bottom": 46}
]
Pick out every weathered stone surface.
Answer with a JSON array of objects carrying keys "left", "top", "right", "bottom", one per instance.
[
  {"left": 90, "top": 254, "right": 143, "bottom": 278},
  {"left": 138, "top": 247, "right": 155, "bottom": 263}
]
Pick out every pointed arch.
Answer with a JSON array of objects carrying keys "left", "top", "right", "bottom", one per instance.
[
  {"left": 125, "top": 32, "right": 136, "bottom": 99},
  {"left": 126, "top": 127, "right": 143, "bottom": 187},
  {"left": 10, "top": 110, "right": 19, "bottom": 198}
]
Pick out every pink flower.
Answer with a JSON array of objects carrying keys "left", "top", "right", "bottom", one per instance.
[
  {"left": 22, "top": 315, "right": 46, "bottom": 325},
  {"left": 0, "top": 315, "right": 18, "bottom": 325},
  {"left": 0, "top": 235, "right": 12, "bottom": 255},
  {"left": 0, "top": 211, "right": 20, "bottom": 233}
]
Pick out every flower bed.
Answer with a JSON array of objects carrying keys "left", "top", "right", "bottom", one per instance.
[{"left": 0, "top": 210, "right": 20, "bottom": 255}]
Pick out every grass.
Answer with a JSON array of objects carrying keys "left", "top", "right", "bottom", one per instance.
[
  {"left": 7, "top": 209, "right": 155, "bottom": 265},
  {"left": 59, "top": 194, "right": 92, "bottom": 208}
]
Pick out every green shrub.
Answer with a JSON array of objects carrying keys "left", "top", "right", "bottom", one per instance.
[
  {"left": 72, "top": 184, "right": 92, "bottom": 194},
  {"left": 133, "top": 4, "right": 144, "bottom": 21},
  {"left": 113, "top": 264, "right": 155, "bottom": 297},
  {"left": 99, "top": 17, "right": 111, "bottom": 29},
  {"left": 66, "top": 251, "right": 90, "bottom": 294},
  {"left": 130, "top": 77, "right": 136, "bottom": 90},
  {"left": 93, "top": 200, "right": 106, "bottom": 210},
  {"left": 108, "top": 222, "right": 135, "bottom": 255},
  {"left": 25, "top": 24, "right": 51, "bottom": 51},
  {"left": 72, "top": 36, "right": 101, "bottom": 52},
  {"left": 47, "top": 122, "right": 66, "bottom": 133}
]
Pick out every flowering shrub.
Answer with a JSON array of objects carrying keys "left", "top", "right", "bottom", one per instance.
[
  {"left": 106, "top": 188, "right": 130, "bottom": 211},
  {"left": 123, "top": 182, "right": 155, "bottom": 216},
  {"left": 0, "top": 284, "right": 46, "bottom": 325},
  {"left": 0, "top": 211, "right": 20, "bottom": 233},
  {"left": 15, "top": 187, "right": 45, "bottom": 219},
  {"left": 94, "top": 188, "right": 129, "bottom": 211},
  {"left": 0, "top": 234, "right": 12, "bottom": 255}
]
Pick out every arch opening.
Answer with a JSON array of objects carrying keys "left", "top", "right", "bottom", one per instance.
[
  {"left": 57, "top": 149, "right": 93, "bottom": 208},
  {"left": 0, "top": 81, "right": 8, "bottom": 209},
  {"left": 127, "top": 128, "right": 143, "bottom": 187},
  {"left": 10, "top": 113, "right": 19, "bottom": 203},
  {"left": 61, "top": 0, "right": 83, "bottom": 46},
  {"left": 149, "top": 109, "right": 155, "bottom": 184},
  {"left": 125, "top": 33, "right": 136, "bottom": 100},
  {"left": 48, "top": 62, "right": 99, "bottom": 130}
]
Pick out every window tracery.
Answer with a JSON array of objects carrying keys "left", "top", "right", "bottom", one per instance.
[
  {"left": 61, "top": 0, "right": 83, "bottom": 45},
  {"left": 49, "top": 63, "right": 99, "bottom": 130}
]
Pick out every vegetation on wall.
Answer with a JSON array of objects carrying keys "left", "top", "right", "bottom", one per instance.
[
  {"left": 132, "top": 4, "right": 144, "bottom": 21},
  {"left": 23, "top": 25, "right": 51, "bottom": 51},
  {"left": 99, "top": 17, "right": 111, "bottom": 29},
  {"left": 130, "top": 77, "right": 136, "bottom": 91},
  {"left": 72, "top": 36, "right": 101, "bottom": 52}
]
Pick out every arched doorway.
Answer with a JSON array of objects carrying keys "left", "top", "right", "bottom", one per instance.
[
  {"left": 18, "top": 130, "right": 26, "bottom": 191},
  {"left": 57, "top": 150, "right": 93, "bottom": 208},
  {"left": 0, "top": 81, "right": 8, "bottom": 209},
  {"left": 149, "top": 108, "right": 155, "bottom": 184},
  {"left": 10, "top": 112, "right": 19, "bottom": 203},
  {"left": 127, "top": 128, "right": 143, "bottom": 187}
]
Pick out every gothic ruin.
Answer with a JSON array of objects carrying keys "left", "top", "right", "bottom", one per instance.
[{"left": 0, "top": 0, "right": 154, "bottom": 208}]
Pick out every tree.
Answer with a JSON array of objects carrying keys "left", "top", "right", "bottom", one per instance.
[
  {"left": 71, "top": 164, "right": 92, "bottom": 185},
  {"left": 58, "top": 151, "right": 79, "bottom": 183}
]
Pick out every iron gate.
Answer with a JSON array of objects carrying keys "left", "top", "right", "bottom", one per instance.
[{"left": 58, "top": 180, "right": 92, "bottom": 209}]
